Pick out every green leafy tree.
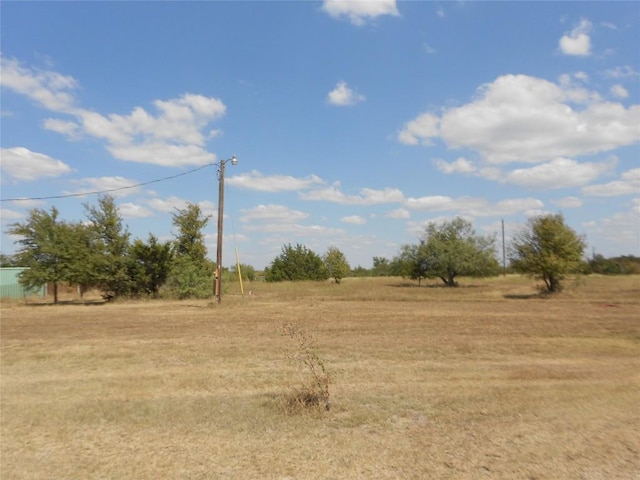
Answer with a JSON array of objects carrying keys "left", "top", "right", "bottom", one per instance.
[
  {"left": 7, "top": 207, "right": 84, "bottom": 303},
  {"left": 392, "top": 243, "right": 430, "bottom": 285},
  {"left": 264, "top": 243, "right": 328, "bottom": 282},
  {"left": 0, "top": 253, "right": 20, "bottom": 267},
  {"left": 371, "top": 257, "right": 392, "bottom": 276},
  {"left": 510, "top": 214, "right": 586, "bottom": 293},
  {"left": 324, "top": 246, "right": 350, "bottom": 284},
  {"left": 229, "top": 263, "right": 257, "bottom": 282},
  {"left": 420, "top": 217, "right": 500, "bottom": 287},
  {"left": 167, "top": 203, "right": 213, "bottom": 298},
  {"left": 84, "top": 196, "right": 133, "bottom": 298},
  {"left": 129, "top": 234, "right": 173, "bottom": 297}
]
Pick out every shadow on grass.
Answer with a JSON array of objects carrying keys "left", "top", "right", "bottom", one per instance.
[
  {"left": 21, "top": 299, "right": 109, "bottom": 307},
  {"left": 503, "top": 293, "right": 541, "bottom": 300}
]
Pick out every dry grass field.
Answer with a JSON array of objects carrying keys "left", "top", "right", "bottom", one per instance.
[{"left": 1, "top": 275, "right": 639, "bottom": 479}]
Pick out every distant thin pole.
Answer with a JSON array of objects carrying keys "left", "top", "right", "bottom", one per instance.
[{"left": 502, "top": 219, "right": 506, "bottom": 276}]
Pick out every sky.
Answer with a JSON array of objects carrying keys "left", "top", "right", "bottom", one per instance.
[{"left": 1, "top": 1, "right": 639, "bottom": 270}]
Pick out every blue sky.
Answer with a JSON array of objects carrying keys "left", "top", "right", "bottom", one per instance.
[{"left": 1, "top": 1, "right": 639, "bottom": 270}]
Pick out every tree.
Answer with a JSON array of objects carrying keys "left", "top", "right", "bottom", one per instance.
[
  {"left": 0, "top": 253, "right": 20, "bottom": 267},
  {"left": 129, "top": 234, "right": 173, "bottom": 297},
  {"left": 7, "top": 207, "right": 81, "bottom": 303},
  {"left": 84, "top": 196, "right": 133, "bottom": 298},
  {"left": 510, "top": 214, "right": 586, "bottom": 293},
  {"left": 167, "top": 203, "right": 214, "bottom": 298},
  {"left": 392, "top": 243, "right": 429, "bottom": 285},
  {"left": 264, "top": 244, "right": 328, "bottom": 282},
  {"left": 419, "top": 217, "right": 500, "bottom": 287},
  {"left": 371, "top": 257, "right": 392, "bottom": 276},
  {"left": 324, "top": 246, "right": 350, "bottom": 284}
]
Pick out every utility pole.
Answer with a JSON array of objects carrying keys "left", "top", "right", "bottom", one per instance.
[{"left": 214, "top": 155, "right": 237, "bottom": 304}]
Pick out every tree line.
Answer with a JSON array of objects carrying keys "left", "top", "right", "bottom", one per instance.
[
  {"left": 4, "top": 196, "right": 225, "bottom": 303},
  {"left": 4, "top": 197, "right": 629, "bottom": 301}
]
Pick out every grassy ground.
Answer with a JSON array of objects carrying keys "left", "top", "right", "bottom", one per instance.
[{"left": 1, "top": 275, "right": 639, "bottom": 479}]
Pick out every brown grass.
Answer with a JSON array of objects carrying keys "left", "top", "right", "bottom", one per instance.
[{"left": 1, "top": 275, "right": 639, "bottom": 479}]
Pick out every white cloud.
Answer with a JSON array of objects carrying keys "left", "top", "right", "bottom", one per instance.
[
  {"left": 405, "top": 195, "right": 455, "bottom": 211},
  {"left": 434, "top": 157, "right": 476, "bottom": 175},
  {"left": 301, "top": 183, "right": 404, "bottom": 205},
  {"left": 8, "top": 199, "right": 46, "bottom": 208},
  {"left": 610, "top": 84, "right": 629, "bottom": 99},
  {"left": 147, "top": 196, "right": 189, "bottom": 213},
  {"left": 240, "top": 204, "right": 309, "bottom": 223},
  {"left": 118, "top": 203, "right": 153, "bottom": 219},
  {"left": 552, "top": 196, "right": 583, "bottom": 208},
  {"left": 322, "top": 0, "right": 399, "bottom": 26},
  {"left": 327, "top": 81, "right": 365, "bottom": 106},
  {"left": 585, "top": 205, "right": 640, "bottom": 253},
  {"left": 341, "top": 215, "right": 366, "bottom": 225},
  {"left": 0, "top": 147, "right": 72, "bottom": 181},
  {"left": 506, "top": 157, "right": 616, "bottom": 189},
  {"left": 243, "top": 222, "right": 344, "bottom": 237},
  {"left": 43, "top": 118, "right": 80, "bottom": 137},
  {"left": 559, "top": 19, "right": 592, "bottom": 56},
  {"left": 227, "top": 170, "right": 324, "bottom": 192},
  {"left": 78, "top": 93, "right": 226, "bottom": 167},
  {"left": 603, "top": 66, "right": 639, "bottom": 79},
  {"left": 0, "top": 208, "right": 24, "bottom": 220},
  {"left": 405, "top": 195, "right": 544, "bottom": 217},
  {"left": 582, "top": 168, "right": 640, "bottom": 197},
  {"left": 397, "top": 112, "right": 439, "bottom": 146},
  {"left": 385, "top": 208, "right": 410, "bottom": 219},
  {"left": 1, "top": 56, "right": 227, "bottom": 168},
  {"left": 398, "top": 74, "right": 640, "bottom": 165},
  {"left": 66, "top": 176, "right": 141, "bottom": 197},
  {"left": 0, "top": 55, "right": 78, "bottom": 112}
]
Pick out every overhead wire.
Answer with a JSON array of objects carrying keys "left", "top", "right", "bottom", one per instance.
[{"left": 0, "top": 161, "right": 217, "bottom": 202}]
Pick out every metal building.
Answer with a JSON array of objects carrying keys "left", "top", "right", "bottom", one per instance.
[{"left": 0, "top": 267, "right": 46, "bottom": 299}]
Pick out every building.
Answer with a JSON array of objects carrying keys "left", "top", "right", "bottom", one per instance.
[{"left": 0, "top": 267, "right": 46, "bottom": 299}]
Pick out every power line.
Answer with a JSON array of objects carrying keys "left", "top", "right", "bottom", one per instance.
[{"left": 0, "top": 162, "right": 216, "bottom": 202}]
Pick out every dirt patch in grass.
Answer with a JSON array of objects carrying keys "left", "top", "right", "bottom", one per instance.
[{"left": 2, "top": 276, "right": 639, "bottom": 479}]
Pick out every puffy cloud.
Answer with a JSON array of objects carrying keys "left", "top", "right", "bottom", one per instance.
[
  {"left": 66, "top": 176, "right": 141, "bottom": 197},
  {"left": 405, "top": 195, "right": 544, "bottom": 217},
  {"left": 385, "top": 208, "right": 410, "bottom": 219},
  {"left": 341, "top": 215, "right": 366, "bottom": 225},
  {"left": 227, "top": 170, "right": 324, "bottom": 192},
  {"left": 322, "top": 0, "right": 399, "bottom": 26},
  {"left": 603, "top": 66, "right": 639, "bottom": 79},
  {"left": 559, "top": 19, "right": 592, "bottom": 56},
  {"left": 0, "top": 56, "right": 78, "bottom": 112},
  {"left": 301, "top": 183, "right": 404, "bottom": 205},
  {"left": 327, "top": 81, "right": 365, "bottom": 106},
  {"left": 1, "top": 147, "right": 72, "bottom": 181},
  {"left": 0, "top": 208, "right": 24, "bottom": 220},
  {"left": 43, "top": 118, "right": 80, "bottom": 137},
  {"left": 240, "top": 204, "right": 309, "bottom": 223},
  {"left": 506, "top": 157, "right": 616, "bottom": 189},
  {"left": 582, "top": 168, "right": 640, "bottom": 197},
  {"left": 397, "top": 112, "right": 439, "bottom": 145},
  {"left": 610, "top": 84, "right": 629, "bottom": 99},
  {"left": 147, "top": 196, "right": 189, "bottom": 212},
  {"left": 1, "top": 56, "right": 227, "bottom": 168},
  {"left": 118, "top": 203, "right": 153, "bottom": 219},
  {"left": 551, "top": 196, "right": 583, "bottom": 208},
  {"left": 434, "top": 157, "right": 476, "bottom": 175},
  {"left": 398, "top": 74, "right": 640, "bottom": 165},
  {"left": 77, "top": 93, "right": 226, "bottom": 167}
]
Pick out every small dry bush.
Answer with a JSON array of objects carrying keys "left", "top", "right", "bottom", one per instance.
[{"left": 280, "top": 321, "right": 331, "bottom": 413}]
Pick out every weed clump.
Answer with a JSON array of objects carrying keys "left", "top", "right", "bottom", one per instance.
[{"left": 280, "top": 321, "right": 331, "bottom": 413}]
